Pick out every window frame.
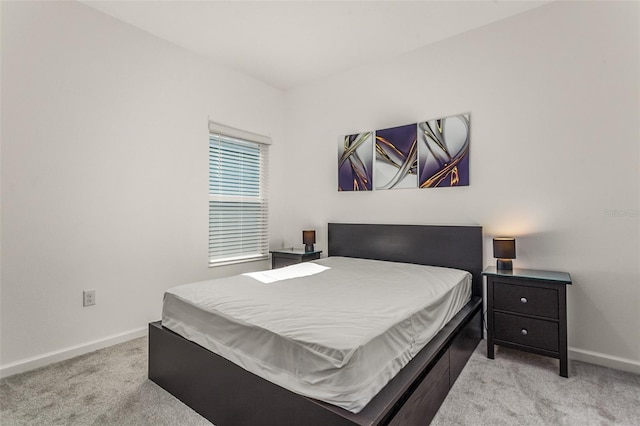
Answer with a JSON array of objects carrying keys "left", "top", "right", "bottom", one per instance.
[{"left": 208, "top": 122, "right": 270, "bottom": 267}]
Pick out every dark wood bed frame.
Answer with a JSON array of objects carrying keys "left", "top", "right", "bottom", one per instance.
[{"left": 149, "top": 223, "right": 483, "bottom": 425}]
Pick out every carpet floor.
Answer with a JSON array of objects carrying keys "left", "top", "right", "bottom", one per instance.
[{"left": 1, "top": 337, "right": 638, "bottom": 425}]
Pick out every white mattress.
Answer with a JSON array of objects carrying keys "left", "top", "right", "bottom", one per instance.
[{"left": 162, "top": 256, "right": 471, "bottom": 413}]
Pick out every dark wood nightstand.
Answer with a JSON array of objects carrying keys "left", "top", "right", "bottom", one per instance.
[
  {"left": 269, "top": 249, "right": 322, "bottom": 269},
  {"left": 483, "top": 266, "right": 572, "bottom": 377}
]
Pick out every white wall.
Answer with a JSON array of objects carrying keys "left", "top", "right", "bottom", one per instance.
[
  {"left": 280, "top": 2, "right": 640, "bottom": 371},
  {"left": 0, "top": 1, "right": 285, "bottom": 373}
]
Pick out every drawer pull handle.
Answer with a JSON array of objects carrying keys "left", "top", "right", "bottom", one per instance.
[
  {"left": 520, "top": 297, "right": 528, "bottom": 304},
  {"left": 521, "top": 328, "right": 528, "bottom": 336}
]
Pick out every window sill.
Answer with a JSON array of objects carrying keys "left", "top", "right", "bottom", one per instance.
[{"left": 208, "top": 255, "right": 269, "bottom": 268}]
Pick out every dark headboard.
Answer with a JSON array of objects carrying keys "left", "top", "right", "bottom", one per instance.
[{"left": 328, "top": 223, "right": 483, "bottom": 297}]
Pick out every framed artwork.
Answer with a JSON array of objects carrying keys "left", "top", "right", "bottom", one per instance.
[
  {"left": 374, "top": 124, "right": 417, "bottom": 190},
  {"left": 338, "top": 132, "right": 374, "bottom": 191},
  {"left": 418, "top": 114, "right": 470, "bottom": 188}
]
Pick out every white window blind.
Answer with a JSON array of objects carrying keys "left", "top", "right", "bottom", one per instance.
[{"left": 209, "top": 128, "right": 269, "bottom": 266}]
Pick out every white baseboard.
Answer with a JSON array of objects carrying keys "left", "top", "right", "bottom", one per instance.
[
  {"left": 0, "top": 327, "right": 147, "bottom": 379},
  {"left": 569, "top": 346, "right": 640, "bottom": 374},
  {"left": 3, "top": 330, "right": 638, "bottom": 379}
]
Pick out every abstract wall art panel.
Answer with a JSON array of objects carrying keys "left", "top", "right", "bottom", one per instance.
[
  {"left": 338, "top": 132, "right": 374, "bottom": 191},
  {"left": 338, "top": 113, "right": 470, "bottom": 192},
  {"left": 418, "top": 114, "right": 470, "bottom": 188},
  {"left": 374, "top": 124, "right": 418, "bottom": 190}
]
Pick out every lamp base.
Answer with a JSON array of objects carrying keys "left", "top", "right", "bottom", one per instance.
[
  {"left": 305, "top": 244, "right": 315, "bottom": 253},
  {"left": 496, "top": 259, "right": 513, "bottom": 271}
]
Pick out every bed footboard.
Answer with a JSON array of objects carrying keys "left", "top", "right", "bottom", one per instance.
[
  {"left": 149, "top": 320, "right": 356, "bottom": 426},
  {"left": 149, "top": 298, "right": 481, "bottom": 426}
]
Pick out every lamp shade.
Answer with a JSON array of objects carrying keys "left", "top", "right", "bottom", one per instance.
[
  {"left": 302, "top": 230, "right": 316, "bottom": 245},
  {"left": 493, "top": 238, "right": 516, "bottom": 259}
]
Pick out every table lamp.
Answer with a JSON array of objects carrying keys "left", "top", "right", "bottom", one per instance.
[
  {"left": 303, "top": 230, "right": 316, "bottom": 253},
  {"left": 493, "top": 237, "right": 516, "bottom": 271}
]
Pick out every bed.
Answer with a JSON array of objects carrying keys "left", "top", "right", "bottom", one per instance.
[{"left": 149, "top": 223, "right": 483, "bottom": 425}]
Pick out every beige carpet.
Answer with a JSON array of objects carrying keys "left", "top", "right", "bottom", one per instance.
[
  {"left": 433, "top": 343, "right": 640, "bottom": 425},
  {"left": 1, "top": 336, "right": 638, "bottom": 425}
]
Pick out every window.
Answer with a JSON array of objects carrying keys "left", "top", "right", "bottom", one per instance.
[{"left": 208, "top": 122, "right": 269, "bottom": 266}]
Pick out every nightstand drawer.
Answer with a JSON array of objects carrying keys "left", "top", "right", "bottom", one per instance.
[
  {"left": 493, "top": 282, "right": 558, "bottom": 319},
  {"left": 494, "top": 312, "right": 559, "bottom": 352},
  {"left": 270, "top": 250, "right": 322, "bottom": 269},
  {"left": 272, "top": 256, "right": 301, "bottom": 269}
]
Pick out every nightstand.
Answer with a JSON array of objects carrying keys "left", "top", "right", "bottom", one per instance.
[
  {"left": 483, "top": 266, "right": 572, "bottom": 377},
  {"left": 269, "top": 249, "right": 322, "bottom": 269}
]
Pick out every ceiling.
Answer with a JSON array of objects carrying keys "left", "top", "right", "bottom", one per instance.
[{"left": 81, "top": 1, "right": 549, "bottom": 90}]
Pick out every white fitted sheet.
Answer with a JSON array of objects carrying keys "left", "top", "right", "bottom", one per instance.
[{"left": 162, "top": 256, "right": 471, "bottom": 413}]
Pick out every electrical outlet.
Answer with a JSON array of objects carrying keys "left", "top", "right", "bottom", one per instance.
[{"left": 83, "top": 290, "right": 96, "bottom": 307}]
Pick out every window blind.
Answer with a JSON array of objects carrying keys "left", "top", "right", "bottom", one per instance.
[{"left": 209, "top": 131, "right": 269, "bottom": 266}]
